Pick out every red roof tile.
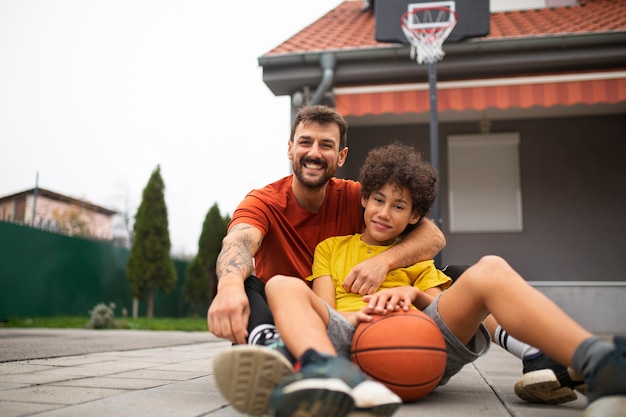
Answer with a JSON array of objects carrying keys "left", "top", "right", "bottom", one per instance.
[{"left": 264, "top": 0, "right": 626, "bottom": 56}]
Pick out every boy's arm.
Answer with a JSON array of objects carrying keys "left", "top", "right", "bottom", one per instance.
[
  {"left": 207, "top": 223, "right": 263, "bottom": 344},
  {"left": 343, "top": 218, "right": 445, "bottom": 295},
  {"left": 313, "top": 275, "right": 363, "bottom": 327},
  {"left": 311, "top": 275, "right": 336, "bottom": 309}
]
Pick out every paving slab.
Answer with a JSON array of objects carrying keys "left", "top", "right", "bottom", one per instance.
[{"left": 0, "top": 328, "right": 592, "bottom": 417}]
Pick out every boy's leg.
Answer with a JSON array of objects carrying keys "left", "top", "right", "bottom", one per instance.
[
  {"left": 484, "top": 315, "right": 586, "bottom": 404},
  {"left": 437, "top": 256, "right": 624, "bottom": 414},
  {"left": 444, "top": 264, "right": 585, "bottom": 403},
  {"left": 267, "top": 276, "right": 335, "bottom": 358},
  {"left": 267, "top": 277, "right": 401, "bottom": 417},
  {"left": 437, "top": 255, "right": 591, "bottom": 366}
]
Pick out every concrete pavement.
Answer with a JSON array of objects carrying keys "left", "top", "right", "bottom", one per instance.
[{"left": 0, "top": 328, "right": 591, "bottom": 417}]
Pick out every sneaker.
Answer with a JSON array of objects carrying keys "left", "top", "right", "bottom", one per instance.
[
  {"left": 250, "top": 325, "right": 297, "bottom": 364},
  {"left": 269, "top": 349, "right": 401, "bottom": 417},
  {"left": 213, "top": 345, "right": 294, "bottom": 416},
  {"left": 514, "top": 351, "right": 586, "bottom": 404},
  {"left": 582, "top": 336, "right": 626, "bottom": 417}
]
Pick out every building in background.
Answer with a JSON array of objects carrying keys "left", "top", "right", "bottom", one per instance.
[
  {"left": 0, "top": 188, "right": 117, "bottom": 240},
  {"left": 257, "top": 0, "right": 626, "bottom": 333}
]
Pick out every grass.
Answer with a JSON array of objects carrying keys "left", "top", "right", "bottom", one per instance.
[{"left": 0, "top": 316, "right": 208, "bottom": 332}]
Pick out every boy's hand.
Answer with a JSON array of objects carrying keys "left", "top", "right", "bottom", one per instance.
[
  {"left": 354, "top": 288, "right": 409, "bottom": 324},
  {"left": 362, "top": 287, "right": 418, "bottom": 315}
]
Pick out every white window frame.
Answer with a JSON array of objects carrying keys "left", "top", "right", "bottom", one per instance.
[{"left": 447, "top": 132, "right": 523, "bottom": 233}]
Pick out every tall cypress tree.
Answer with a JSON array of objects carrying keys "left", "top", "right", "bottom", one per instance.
[
  {"left": 184, "top": 203, "right": 228, "bottom": 316},
  {"left": 127, "top": 165, "right": 177, "bottom": 318}
]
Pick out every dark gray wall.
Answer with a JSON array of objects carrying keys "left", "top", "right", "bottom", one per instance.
[{"left": 342, "top": 114, "right": 626, "bottom": 282}]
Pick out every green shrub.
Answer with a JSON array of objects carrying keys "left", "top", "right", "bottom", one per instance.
[{"left": 85, "top": 302, "right": 118, "bottom": 329}]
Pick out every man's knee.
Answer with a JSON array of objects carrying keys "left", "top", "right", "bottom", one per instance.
[{"left": 266, "top": 275, "right": 307, "bottom": 299}]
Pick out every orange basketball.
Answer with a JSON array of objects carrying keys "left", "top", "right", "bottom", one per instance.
[{"left": 350, "top": 309, "right": 447, "bottom": 402}]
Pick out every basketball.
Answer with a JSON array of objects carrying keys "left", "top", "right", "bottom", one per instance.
[{"left": 350, "top": 309, "right": 447, "bottom": 402}]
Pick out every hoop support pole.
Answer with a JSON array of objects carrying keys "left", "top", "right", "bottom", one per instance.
[{"left": 428, "top": 61, "right": 443, "bottom": 267}]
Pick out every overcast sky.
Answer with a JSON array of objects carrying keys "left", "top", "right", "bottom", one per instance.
[
  {"left": 0, "top": 0, "right": 539, "bottom": 256},
  {"left": 0, "top": 0, "right": 343, "bottom": 256}
]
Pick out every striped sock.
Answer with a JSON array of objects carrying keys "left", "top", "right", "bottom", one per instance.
[{"left": 493, "top": 325, "right": 539, "bottom": 360}]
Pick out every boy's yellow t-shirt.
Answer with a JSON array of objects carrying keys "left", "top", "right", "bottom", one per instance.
[{"left": 307, "top": 233, "right": 452, "bottom": 312}]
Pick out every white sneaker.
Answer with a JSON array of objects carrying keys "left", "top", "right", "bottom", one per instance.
[
  {"left": 213, "top": 345, "right": 293, "bottom": 416},
  {"left": 349, "top": 380, "right": 403, "bottom": 417},
  {"left": 514, "top": 369, "right": 580, "bottom": 404}
]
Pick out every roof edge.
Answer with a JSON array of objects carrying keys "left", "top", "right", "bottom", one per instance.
[
  {"left": 258, "top": 31, "right": 626, "bottom": 67},
  {"left": 0, "top": 188, "right": 118, "bottom": 216}
]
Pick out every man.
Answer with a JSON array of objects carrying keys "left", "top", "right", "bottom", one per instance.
[{"left": 208, "top": 105, "right": 444, "bottom": 415}]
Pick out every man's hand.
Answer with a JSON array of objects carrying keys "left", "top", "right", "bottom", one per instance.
[
  {"left": 344, "top": 219, "right": 445, "bottom": 295},
  {"left": 207, "top": 280, "right": 250, "bottom": 345},
  {"left": 342, "top": 257, "right": 388, "bottom": 295}
]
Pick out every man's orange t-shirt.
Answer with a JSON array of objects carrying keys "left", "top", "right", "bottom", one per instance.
[{"left": 229, "top": 175, "right": 364, "bottom": 283}]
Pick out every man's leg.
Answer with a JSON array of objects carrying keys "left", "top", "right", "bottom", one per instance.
[{"left": 245, "top": 275, "right": 296, "bottom": 361}]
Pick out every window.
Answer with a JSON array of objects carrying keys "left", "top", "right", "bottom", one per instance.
[{"left": 447, "top": 133, "right": 523, "bottom": 233}]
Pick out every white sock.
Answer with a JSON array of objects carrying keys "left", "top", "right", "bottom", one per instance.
[
  {"left": 493, "top": 325, "right": 539, "bottom": 359},
  {"left": 248, "top": 324, "right": 280, "bottom": 345}
]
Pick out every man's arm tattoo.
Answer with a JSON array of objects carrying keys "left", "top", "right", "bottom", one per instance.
[{"left": 216, "top": 225, "right": 260, "bottom": 280}]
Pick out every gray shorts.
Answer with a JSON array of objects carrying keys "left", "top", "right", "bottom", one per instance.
[{"left": 326, "top": 293, "right": 491, "bottom": 385}]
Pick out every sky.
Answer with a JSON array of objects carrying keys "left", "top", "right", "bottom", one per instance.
[{"left": 0, "top": 0, "right": 344, "bottom": 256}]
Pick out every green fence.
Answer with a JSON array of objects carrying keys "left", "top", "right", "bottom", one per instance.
[{"left": 0, "top": 222, "right": 193, "bottom": 319}]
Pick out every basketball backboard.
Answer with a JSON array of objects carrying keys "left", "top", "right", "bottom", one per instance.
[{"left": 375, "top": 0, "right": 490, "bottom": 44}]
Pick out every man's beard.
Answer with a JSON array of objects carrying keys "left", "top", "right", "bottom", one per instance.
[{"left": 293, "top": 158, "right": 335, "bottom": 189}]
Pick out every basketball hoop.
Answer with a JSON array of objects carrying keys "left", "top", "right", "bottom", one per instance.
[{"left": 401, "top": 5, "right": 457, "bottom": 64}]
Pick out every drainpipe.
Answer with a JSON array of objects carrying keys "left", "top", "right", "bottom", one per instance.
[{"left": 309, "top": 53, "right": 336, "bottom": 105}]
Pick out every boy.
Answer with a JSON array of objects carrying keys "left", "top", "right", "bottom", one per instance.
[{"left": 264, "top": 142, "right": 625, "bottom": 417}]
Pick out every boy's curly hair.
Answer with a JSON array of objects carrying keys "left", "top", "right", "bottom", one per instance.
[{"left": 359, "top": 141, "right": 437, "bottom": 219}]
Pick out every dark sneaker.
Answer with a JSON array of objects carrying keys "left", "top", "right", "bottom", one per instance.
[
  {"left": 514, "top": 351, "right": 586, "bottom": 404},
  {"left": 213, "top": 345, "right": 293, "bottom": 416},
  {"left": 270, "top": 349, "right": 401, "bottom": 417},
  {"left": 582, "top": 336, "right": 626, "bottom": 417}
]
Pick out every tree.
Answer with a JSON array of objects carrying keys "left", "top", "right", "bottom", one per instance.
[
  {"left": 126, "top": 165, "right": 177, "bottom": 318},
  {"left": 184, "top": 203, "right": 229, "bottom": 316}
]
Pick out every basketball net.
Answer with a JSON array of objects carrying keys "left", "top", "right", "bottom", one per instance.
[{"left": 401, "top": 6, "right": 457, "bottom": 65}]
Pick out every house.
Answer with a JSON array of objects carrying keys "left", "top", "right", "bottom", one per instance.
[
  {"left": 257, "top": 0, "right": 626, "bottom": 332},
  {"left": 0, "top": 188, "right": 117, "bottom": 240}
]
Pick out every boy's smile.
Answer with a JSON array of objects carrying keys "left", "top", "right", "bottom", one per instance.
[{"left": 360, "top": 182, "right": 420, "bottom": 246}]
